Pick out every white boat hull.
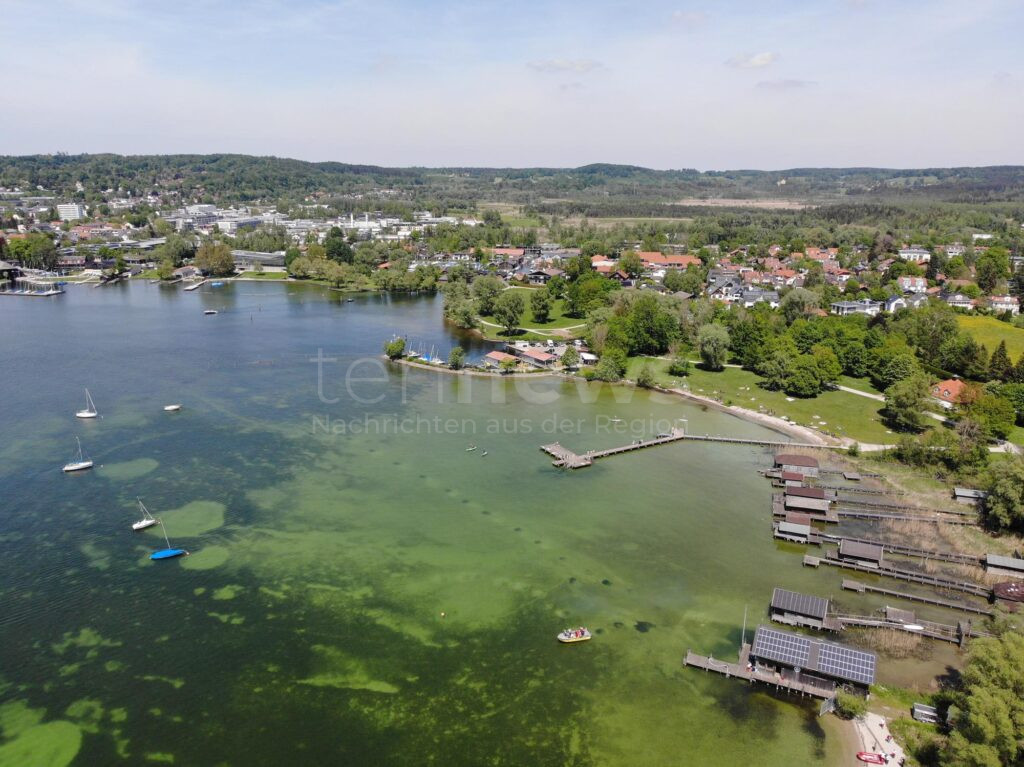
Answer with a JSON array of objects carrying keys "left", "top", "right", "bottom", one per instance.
[
  {"left": 63, "top": 461, "right": 94, "bottom": 472},
  {"left": 76, "top": 411, "right": 98, "bottom": 419},
  {"left": 163, "top": 405, "right": 182, "bottom": 412},
  {"left": 133, "top": 519, "right": 159, "bottom": 531},
  {"left": 557, "top": 629, "right": 592, "bottom": 643}
]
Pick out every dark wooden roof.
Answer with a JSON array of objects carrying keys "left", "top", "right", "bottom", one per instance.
[
  {"left": 786, "top": 485, "right": 826, "bottom": 500},
  {"left": 771, "top": 588, "right": 829, "bottom": 620},
  {"left": 839, "top": 539, "right": 883, "bottom": 562}
]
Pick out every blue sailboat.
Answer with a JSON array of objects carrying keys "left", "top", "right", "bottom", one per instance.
[{"left": 150, "top": 519, "right": 188, "bottom": 561}]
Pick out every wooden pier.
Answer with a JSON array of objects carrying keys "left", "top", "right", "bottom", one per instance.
[
  {"left": 803, "top": 555, "right": 991, "bottom": 598},
  {"left": 541, "top": 429, "right": 688, "bottom": 468},
  {"left": 684, "top": 644, "right": 836, "bottom": 700},
  {"left": 841, "top": 579, "right": 993, "bottom": 616},
  {"left": 831, "top": 611, "right": 989, "bottom": 645},
  {"left": 819, "top": 534, "right": 982, "bottom": 567}
]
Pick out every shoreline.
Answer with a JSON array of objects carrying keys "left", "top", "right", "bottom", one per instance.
[{"left": 394, "top": 357, "right": 842, "bottom": 446}]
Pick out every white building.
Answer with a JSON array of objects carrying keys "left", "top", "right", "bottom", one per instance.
[
  {"left": 897, "top": 247, "right": 931, "bottom": 263},
  {"left": 830, "top": 299, "right": 882, "bottom": 317},
  {"left": 989, "top": 295, "right": 1020, "bottom": 315},
  {"left": 57, "top": 202, "right": 87, "bottom": 222}
]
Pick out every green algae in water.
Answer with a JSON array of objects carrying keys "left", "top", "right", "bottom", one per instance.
[
  {"left": 140, "top": 676, "right": 185, "bottom": 690},
  {"left": 0, "top": 721, "right": 81, "bottom": 767},
  {"left": 181, "top": 545, "right": 230, "bottom": 570},
  {"left": 0, "top": 700, "right": 44, "bottom": 739},
  {"left": 145, "top": 752, "right": 175, "bottom": 763},
  {"left": 65, "top": 699, "right": 104, "bottom": 733},
  {"left": 79, "top": 540, "right": 111, "bottom": 571},
  {"left": 212, "top": 584, "right": 243, "bottom": 600},
  {"left": 298, "top": 645, "right": 400, "bottom": 694},
  {"left": 208, "top": 612, "right": 245, "bottom": 625},
  {"left": 52, "top": 628, "right": 122, "bottom": 656},
  {"left": 150, "top": 500, "right": 225, "bottom": 537},
  {"left": 98, "top": 458, "right": 159, "bottom": 481}
]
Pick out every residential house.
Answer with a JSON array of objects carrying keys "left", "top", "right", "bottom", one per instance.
[
  {"left": 897, "top": 247, "right": 931, "bottom": 263},
  {"left": 884, "top": 294, "right": 928, "bottom": 313},
  {"left": 988, "top": 295, "right": 1020, "bottom": 315},
  {"left": 637, "top": 252, "right": 702, "bottom": 271},
  {"left": 931, "top": 378, "right": 966, "bottom": 409},
  {"left": 941, "top": 292, "right": 975, "bottom": 310},
  {"left": 739, "top": 289, "right": 780, "bottom": 309},
  {"left": 897, "top": 276, "right": 928, "bottom": 293},
  {"left": 830, "top": 299, "right": 882, "bottom": 317}
]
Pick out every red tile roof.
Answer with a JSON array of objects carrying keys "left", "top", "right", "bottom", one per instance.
[{"left": 931, "top": 379, "right": 966, "bottom": 404}]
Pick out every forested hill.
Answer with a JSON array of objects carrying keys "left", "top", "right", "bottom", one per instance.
[{"left": 2, "top": 154, "right": 1024, "bottom": 206}]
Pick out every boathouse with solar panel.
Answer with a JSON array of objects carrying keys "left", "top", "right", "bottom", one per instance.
[
  {"left": 749, "top": 625, "right": 877, "bottom": 693},
  {"left": 774, "top": 454, "right": 820, "bottom": 478},
  {"left": 985, "top": 554, "right": 1024, "bottom": 579},
  {"left": 769, "top": 588, "right": 831, "bottom": 630},
  {"left": 838, "top": 539, "right": 884, "bottom": 567}
]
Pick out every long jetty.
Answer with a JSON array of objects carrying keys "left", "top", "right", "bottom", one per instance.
[
  {"left": 683, "top": 644, "right": 835, "bottom": 700},
  {"left": 804, "top": 555, "right": 992, "bottom": 598},
  {"left": 841, "top": 579, "right": 993, "bottom": 616},
  {"left": 831, "top": 612, "right": 990, "bottom": 645},
  {"left": 542, "top": 430, "right": 837, "bottom": 469}
]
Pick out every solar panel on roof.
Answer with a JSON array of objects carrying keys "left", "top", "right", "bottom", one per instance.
[
  {"left": 751, "top": 626, "right": 876, "bottom": 686},
  {"left": 771, "top": 588, "right": 829, "bottom": 620}
]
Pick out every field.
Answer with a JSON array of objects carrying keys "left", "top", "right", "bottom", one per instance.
[
  {"left": 625, "top": 358, "right": 902, "bottom": 444},
  {"left": 958, "top": 315, "right": 1024, "bottom": 361},
  {"left": 477, "top": 287, "right": 585, "bottom": 340}
]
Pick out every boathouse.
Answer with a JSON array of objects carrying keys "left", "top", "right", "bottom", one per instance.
[
  {"left": 780, "top": 471, "right": 805, "bottom": 486},
  {"left": 749, "top": 625, "right": 876, "bottom": 692},
  {"left": 515, "top": 347, "right": 557, "bottom": 368},
  {"left": 769, "top": 588, "right": 831, "bottom": 630},
  {"left": 483, "top": 351, "right": 518, "bottom": 369},
  {"left": 912, "top": 703, "right": 940, "bottom": 724},
  {"left": 984, "top": 554, "right": 1024, "bottom": 580},
  {"left": 774, "top": 453, "right": 819, "bottom": 478},
  {"left": 838, "top": 540, "right": 884, "bottom": 567},
  {"left": 773, "top": 520, "right": 814, "bottom": 544},
  {"left": 785, "top": 486, "right": 831, "bottom": 501},
  {"left": 783, "top": 494, "right": 832, "bottom": 514}
]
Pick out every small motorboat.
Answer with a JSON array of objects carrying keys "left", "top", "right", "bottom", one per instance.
[
  {"left": 62, "top": 437, "right": 94, "bottom": 472},
  {"left": 211, "top": 281, "right": 224, "bottom": 287},
  {"left": 557, "top": 627, "right": 592, "bottom": 643},
  {"left": 481, "top": 451, "right": 488, "bottom": 457},
  {"left": 163, "top": 404, "right": 182, "bottom": 412},
  {"left": 856, "top": 753, "right": 887, "bottom": 765},
  {"left": 345, "top": 298, "right": 354, "bottom": 303},
  {"left": 466, "top": 445, "right": 477, "bottom": 452},
  {"left": 203, "top": 310, "right": 218, "bottom": 315}
]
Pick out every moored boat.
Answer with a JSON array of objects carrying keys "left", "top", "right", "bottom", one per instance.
[
  {"left": 203, "top": 309, "right": 218, "bottom": 315},
  {"left": 62, "top": 437, "right": 94, "bottom": 472},
  {"left": 132, "top": 499, "right": 159, "bottom": 531},
  {"left": 150, "top": 518, "right": 188, "bottom": 560},
  {"left": 856, "top": 752, "right": 887, "bottom": 764},
  {"left": 163, "top": 404, "right": 182, "bottom": 412},
  {"left": 557, "top": 627, "right": 592, "bottom": 643},
  {"left": 76, "top": 388, "right": 98, "bottom": 419}
]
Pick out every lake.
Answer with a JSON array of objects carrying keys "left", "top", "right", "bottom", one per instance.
[{"left": 0, "top": 281, "right": 938, "bottom": 765}]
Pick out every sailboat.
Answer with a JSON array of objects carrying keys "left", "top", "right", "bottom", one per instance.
[
  {"left": 76, "top": 389, "right": 98, "bottom": 419},
  {"left": 150, "top": 519, "right": 188, "bottom": 560},
  {"left": 132, "top": 498, "right": 159, "bottom": 531},
  {"left": 62, "top": 437, "right": 93, "bottom": 472}
]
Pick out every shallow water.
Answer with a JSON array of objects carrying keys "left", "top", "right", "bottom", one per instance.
[{"left": 0, "top": 282, "right": 943, "bottom": 765}]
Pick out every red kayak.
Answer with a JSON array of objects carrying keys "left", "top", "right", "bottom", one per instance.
[{"left": 856, "top": 753, "right": 886, "bottom": 765}]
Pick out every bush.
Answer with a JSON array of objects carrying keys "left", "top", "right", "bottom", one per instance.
[
  {"left": 636, "top": 363, "right": 657, "bottom": 389},
  {"left": 668, "top": 356, "right": 692, "bottom": 377},
  {"left": 835, "top": 691, "right": 868, "bottom": 720},
  {"left": 848, "top": 443, "right": 861, "bottom": 457},
  {"left": 383, "top": 337, "right": 406, "bottom": 360},
  {"left": 448, "top": 347, "right": 466, "bottom": 370}
]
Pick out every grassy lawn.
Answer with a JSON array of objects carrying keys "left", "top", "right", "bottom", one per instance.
[
  {"left": 503, "top": 216, "right": 542, "bottom": 228},
  {"left": 958, "top": 314, "right": 1024, "bottom": 360},
  {"left": 477, "top": 287, "right": 585, "bottom": 340},
  {"left": 625, "top": 358, "right": 903, "bottom": 444},
  {"left": 836, "top": 375, "right": 884, "bottom": 396},
  {"left": 234, "top": 271, "right": 287, "bottom": 280}
]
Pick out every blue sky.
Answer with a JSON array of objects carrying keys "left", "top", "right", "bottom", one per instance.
[{"left": 2, "top": 0, "right": 1022, "bottom": 169}]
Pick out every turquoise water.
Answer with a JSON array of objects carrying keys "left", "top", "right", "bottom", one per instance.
[{"left": 0, "top": 282, "right": 920, "bottom": 765}]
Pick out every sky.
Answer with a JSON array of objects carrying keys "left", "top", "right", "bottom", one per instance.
[{"left": 1, "top": 0, "right": 1022, "bottom": 169}]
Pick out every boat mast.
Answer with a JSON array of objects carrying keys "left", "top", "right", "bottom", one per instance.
[{"left": 159, "top": 519, "right": 171, "bottom": 549}]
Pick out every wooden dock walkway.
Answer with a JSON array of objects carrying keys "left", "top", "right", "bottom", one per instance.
[
  {"left": 819, "top": 534, "right": 982, "bottom": 567},
  {"left": 541, "top": 429, "right": 691, "bottom": 468},
  {"left": 684, "top": 644, "right": 836, "bottom": 700},
  {"left": 841, "top": 579, "right": 993, "bottom": 616},
  {"left": 834, "top": 508, "right": 979, "bottom": 526},
  {"left": 804, "top": 555, "right": 991, "bottom": 598},
  {"left": 831, "top": 613, "right": 989, "bottom": 645}
]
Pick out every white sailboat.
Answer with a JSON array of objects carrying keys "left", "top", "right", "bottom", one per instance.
[
  {"left": 76, "top": 389, "right": 98, "bottom": 419},
  {"left": 132, "top": 498, "right": 159, "bottom": 531},
  {"left": 62, "top": 437, "right": 94, "bottom": 472}
]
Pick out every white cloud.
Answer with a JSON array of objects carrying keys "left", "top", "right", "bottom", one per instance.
[
  {"left": 726, "top": 51, "right": 778, "bottom": 69},
  {"left": 527, "top": 59, "right": 602, "bottom": 74}
]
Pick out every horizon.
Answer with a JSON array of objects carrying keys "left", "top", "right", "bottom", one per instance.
[{"left": 3, "top": 0, "right": 1023, "bottom": 170}]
